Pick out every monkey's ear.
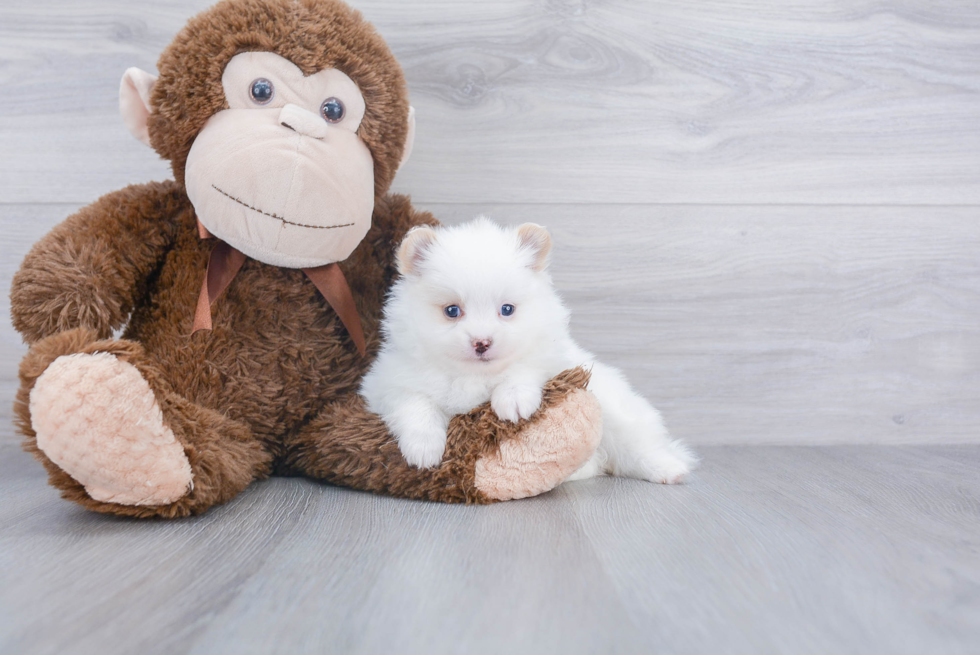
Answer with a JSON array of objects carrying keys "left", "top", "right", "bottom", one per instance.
[
  {"left": 517, "top": 223, "right": 553, "bottom": 272},
  {"left": 397, "top": 106, "right": 416, "bottom": 173},
  {"left": 119, "top": 67, "right": 158, "bottom": 147},
  {"left": 396, "top": 224, "right": 437, "bottom": 276}
]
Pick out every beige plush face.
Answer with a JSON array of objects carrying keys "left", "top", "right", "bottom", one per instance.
[{"left": 182, "top": 52, "right": 375, "bottom": 268}]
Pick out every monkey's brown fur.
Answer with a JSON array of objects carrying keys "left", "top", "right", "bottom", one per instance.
[
  {"left": 150, "top": 0, "right": 410, "bottom": 195},
  {"left": 10, "top": 0, "right": 594, "bottom": 517}
]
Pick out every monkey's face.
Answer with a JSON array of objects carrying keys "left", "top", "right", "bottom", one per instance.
[{"left": 183, "top": 52, "right": 376, "bottom": 268}]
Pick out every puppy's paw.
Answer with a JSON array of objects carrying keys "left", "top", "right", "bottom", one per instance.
[
  {"left": 637, "top": 451, "right": 692, "bottom": 485},
  {"left": 491, "top": 383, "right": 543, "bottom": 423},
  {"left": 397, "top": 427, "right": 447, "bottom": 469}
]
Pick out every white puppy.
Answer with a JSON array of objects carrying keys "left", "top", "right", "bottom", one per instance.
[{"left": 360, "top": 218, "right": 697, "bottom": 483}]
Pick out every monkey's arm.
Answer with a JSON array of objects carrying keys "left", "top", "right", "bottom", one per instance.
[
  {"left": 11, "top": 181, "right": 185, "bottom": 344},
  {"left": 285, "top": 368, "right": 601, "bottom": 503}
]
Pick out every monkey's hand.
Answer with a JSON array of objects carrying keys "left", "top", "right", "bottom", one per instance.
[{"left": 11, "top": 181, "right": 184, "bottom": 344}]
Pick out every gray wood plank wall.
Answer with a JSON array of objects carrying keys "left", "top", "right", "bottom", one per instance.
[{"left": 1, "top": 0, "right": 978, "bottom": 446}]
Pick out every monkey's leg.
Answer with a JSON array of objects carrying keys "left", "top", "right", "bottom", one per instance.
[
  {"left": 284, "top": 369, "right": 602, "bottom": 503},
  {"left": 16, "top": 329, "right": 272, "bottom": 518}
]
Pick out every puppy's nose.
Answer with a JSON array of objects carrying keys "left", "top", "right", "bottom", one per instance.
[{"left": 472, "top": 338, "right": 492, "bottom": 355}]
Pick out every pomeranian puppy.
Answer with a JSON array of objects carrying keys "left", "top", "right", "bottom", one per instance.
[{"left": 360, "top": 218, "right": 696, "bottom": 483}]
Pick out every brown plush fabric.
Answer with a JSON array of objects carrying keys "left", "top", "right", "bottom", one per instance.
[
  {"left": 10, "top": 0, "right": 600, "bottom": 517},
  {"left": 10, "top": 181, "right": 185, "bottom": 344},
  {"left": 150, "top": 0, "right": 410, "bottom": 197},
  {"left": 11, "top": 179, "right": 596, "bottom": 515},
  {"left": 281, "top": 368, "right": 594, "bottom": 504},
  {"left": 17, "top": 328, "right": 272, "bottom": 518}
]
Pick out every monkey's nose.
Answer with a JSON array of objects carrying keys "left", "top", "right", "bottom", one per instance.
[
  {"left": 278, "top": 103, "right": 330, "bottom": 139},
  {"left": 472, "top": 339, "right": 492, "bottom": 355}
]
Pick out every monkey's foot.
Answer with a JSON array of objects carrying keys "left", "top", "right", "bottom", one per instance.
[
  {"left": 474, "top": 386, "right": 602, "bottom": 500},
  {"left": 30, "top": 352, "right": 192, "bottom": 506}
]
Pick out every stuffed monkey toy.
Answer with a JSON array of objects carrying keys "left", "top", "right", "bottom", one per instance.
[{"left": 10, "top": 0, "right": 602, "bottom": 518}]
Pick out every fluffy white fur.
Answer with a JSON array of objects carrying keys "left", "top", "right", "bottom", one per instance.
[{"left": 360, "top": 218, "right": 697, "bottom": 483}]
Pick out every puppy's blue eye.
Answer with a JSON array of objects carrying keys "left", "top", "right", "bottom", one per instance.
[
  {"left": 500, "top": 304, "right": 515, "bottom": 316},
  {"left": 444, "top": 305, "right": 461, "bottom": 319},
  {"left": 249, "top": 78, "right": 274, "bottom": 104}
]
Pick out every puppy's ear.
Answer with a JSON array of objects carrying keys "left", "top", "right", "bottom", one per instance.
[
  {"left": 517, "top": 223, "right": 552, "bottom": 272},
  {"left": 397, "top": 226, "right": 437, "bottom": 276}
]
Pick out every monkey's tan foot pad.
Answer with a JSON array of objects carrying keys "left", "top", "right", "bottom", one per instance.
[
  {"left": 474, "top": 388, "right": 602, "bottom": 501},
  {"left": 30, "top": 352, "right": 192, "bottom": 506}
]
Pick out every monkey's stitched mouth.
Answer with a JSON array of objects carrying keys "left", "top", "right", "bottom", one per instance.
[{"left": 210, "top": 184, "right": 354, "bottom": 230}]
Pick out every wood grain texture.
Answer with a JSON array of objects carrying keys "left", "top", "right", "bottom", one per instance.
[
  {"left": 1, "top": 0, "right": 978, "bottom": 205},
  {"left": 2, "top": 203, "right": 978, "bottom": 447},
  {"left": 2, "top": 442, "right": 978, "bottom": 654}
]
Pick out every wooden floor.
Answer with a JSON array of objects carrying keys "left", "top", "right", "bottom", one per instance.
[{"left": 2, "top": 442, "right": 978, "bottom": 655}]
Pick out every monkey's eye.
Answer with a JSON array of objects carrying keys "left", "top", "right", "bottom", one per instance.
[
  {"left": 320, "top": 97, "right": 345, "bottom": 123},
  {"left": 500, "top": 304, "right": 515, "bottom": 317},
  {"left": 444, "top": 305, "right": 462, "bottom": 319},
  {"left": 249, "top": 78, "right": 275, "bottom": 104}
]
